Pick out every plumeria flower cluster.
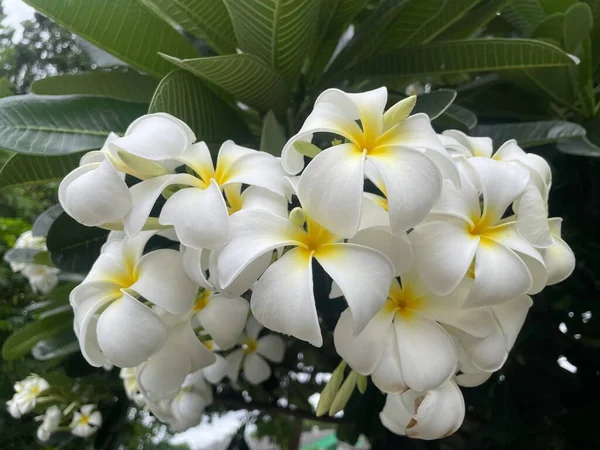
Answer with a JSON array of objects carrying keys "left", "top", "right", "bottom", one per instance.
[
  {"left": 7, "top": 231, "right": 59, "bottom": 294},
  {"left": 58, "top": 86, "right": 575, "bottom": 439},
  {"left": 5, "top": 374, "right": 103, "bottom": 441}
]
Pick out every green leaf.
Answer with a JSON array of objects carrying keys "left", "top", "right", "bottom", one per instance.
[
  {"left": 161, "top": 54, "right": 288, "bottom": 112},
  {"left": 539, "top": 0, "right": 576, "bottom": 15},
  {"left": 47, "top": 213, "right": 109, "bottom": 273},
  {"left": 435, "top": 104, "right": 478, "bottom": 130},
  {"left": 33, "top": 204, "right": 64, "bottom": 238},
  {"left": 3, "top": 248, "right": 40, "bottom": 264},
  {"left": 23, "top": 0, "right": 199, "bottom": 77},
  {"left": 411, "top": 89, "right": 457, "bottom": 120},
  {"left": 471, "top": 120, "right": 586, "bottom": 147},
  {"left": 0, "top": 152, "right": 83, "bottom": 189},
  {"left": 557, "top": 136, "right": 600, "bottom": 156},
  {"left": 34, "top": 251, "right": 54, "bottom": 267},
  {"left": 438, "top": 0, "right": 511, "bottom": 40},
  {"left": 348, "top": 39, "right": 577, "bottom": 79},
  {"left": 532, "top": 12, "right": 565, "bottom": 45},
  {"left": 222, "top": 0, "right": 321, "bottom": 84},
  {"left": 0, "top": 95, "right": 146, "bottom": 155},
  {"left": 502, "top": 0, "right": 546, "bottom": 35},
  {"left": 2, "top": 310, "right": 72, "bottom": 360},
  {"left": 138, "top": 0, "right": 237, "bottom": 54},
  {"left": 31, "top": 72, "right": 159, "bottom": 103},
  {"left": 583, "top": 0, "right": 600, "bottom": 73},
  {"left": 149, "top": 70, "right": 250, "bottom": 146},
  {"left": 32, "top": 329, "right": 79, "bottom": 361},
  {"left": 260, "top": 111, "right": 287, "bottom": 156},
  {"left": 563, "top": 2, "right": 593, "bottom": 53}
]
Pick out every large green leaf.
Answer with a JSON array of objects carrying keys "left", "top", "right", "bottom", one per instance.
[
  {"left": 260, "top": 111, "right": 287, "bottom": 156},
  {"left": 502, "top": 0, "right": 546, "bottom": 35},
  {"left": 222, "top": 0, "right": 321, "bottom": 83},
  {"left": 0, "top": 152, "right": 83, "bottom": 189},
  {"left": 557, "top": 136, "right": 600, "bottom": 157},
  {"left": 138, "top": 0, "right": 237, "bottom": 55},
  {"left": 31, "top": 72, "right": 158, "bottom": 103},
  {"left": 348, "top": 39, "right": 576, "bottom": 79},
  {"left": 32, "top": 329, "right": 79, "bottom": 361},
  {"left": 47, "top": 213, "right": 109, "bottom": 273},
  {"left": 438, "top": 0, "right": 510, "bottom": 40},
  {"left": 0, "top": 95, "right": 146, "bottom": 155},
  {"left": 434, "top": 104, "right": 478, "bottom": 130},
  {"left": 2, "top": 310, "right": 73, "bottom": 360},
  {"left": 149, "top": 70, "right": 250, "bottom": 146},
  {"left": 162, "top": 54, "right": 288, "bottom": 112},
  {"left": 471, "top": 120, "right": 586, "bottom": 147},
  {"left": 33, "top": 204, "right": 64, "bottom": 237},
  {"left": 23, "top": 0, "right": 199, "bottom": 77},
  {"left": 583, "top": 0, "right": 600, "bottom": 73},
  {"left": 563, "top": 2, "right": 593, "bottom": 53},
  {"left": 397, "top": 89, "right": 457, "bottom": 120}
]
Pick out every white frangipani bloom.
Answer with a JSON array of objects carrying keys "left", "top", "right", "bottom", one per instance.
[
  {"left": 8, "top": 231, "right": 47, "bottom": 272},
  {"left": 218, "top": 206, "right": 394, "bottom": 346},
  {"left": 124, "top": 141, "right": 286, "bottom": 250},
  {"left": 541, "top": 218, "right": 576, "bottom": 285},
  {"left": 226, "top": 317, "right": 286, "bottom": 385},
  {"left": 120, "top": 368, "right": 145, "bottom": 407},
  {"left": 36, "top": 405, "right": 62, "bottom": 442},
  {"left": 380, "top": 379, "right": 465, "bottom": 440},
  {"left": 410, "top": 159, "right": 546, "bottom": 307},
  {"left": 70, "top": 231, "right": 198, "bottom": 368},
  {"left": 70, "top": 404, "right": 102, "bottom": 438},
  {"left": 282, "top": 87, "right": 458, "bottom": 237},
  {"left": 145, "top": 370, "right": 213, "bottom": 432},
  {"left": 334, "top": 271, "right": 493, "bottom": 393},
  {"left": 7, "top": 375, "right": 50, "bottom": 416},
  {"left": 8, "top": 231, "right": 59, "bottom": 294}
]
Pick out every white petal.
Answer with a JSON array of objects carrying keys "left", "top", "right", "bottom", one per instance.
[
  {"left": 59, "top": 160, "right": 132, "bottom": 226},
  {"left": 379, "top": 113, "right": 444, "bottom": 153},
  {"left": 430, "top": 171, "right": 480, "bottom": 224},
  {"left": 350, "top": 226, "right": 413, "bottom": 275},
  {"left": 96, "top": 291, "right": 167, "bottom": 367},
  {"left": 124, "top": 173, "right": 198, "bottom": 236},
  {"left": 217, "top": 209, "right": 301, "bottom": 289},
  {"left": 465, "top": 239, "right": 532, "bottom": 307},
  {"left": 359, "top": 193, "right": 390, "bottom": 230},
  {"left": 109, "top": 113, "right": 195, "bottom": 161},
  {"left": 542, "top": 219, "right": 575, "bottom": 285},
  {"left": 197, "top": 295, "right": 249, "bottom": 350},
  {"left": 222, "top": 151, "right": 287, "bottom": 196},
  {"left": 405, "top": 379, "right": 465, "bottom": 440},
  {"left": 245, "top": 314, "right": 264, "bottom": 340},
  {"left": 315, "top": 243, "right": 393, "bottom": 335},
  {"left": 383, "top": 96, "right": 416, "bottom": 131},
  {"left": 379, "top": 393, "right": 413, "bottom": 436},
  {"left": 410, "top": 219, "right": 479, "bottom": 296},
  {"left": 492, "top": 294, "right": 533, "bottom": 352},
  {"left": 334, "top": 308, "right": 393, "bottom": 375},
  {"left": 368, "top": 146, "right": 442, "bottom": 233},
  {"left": 240, "top": 186, "right": 289, "bottom": 217},
  {"left": 181, "top": 246, "right": 214, "bottom": 291},
  {"left": 213, "top": 250, "right": 272, "bottom": 296},
  {"left": 203, "top": 354, "right": 228, "bottom": 384},
  {"left": 516, "top": 183, "right": 552, "bottom": 248},
  {"left": 257, "top": 335, "right": 285, "bottom": 362},
  {"left": 251, "top": 248, "right": 322, "bottom": 346},
  {"left": 443, "top": 129, "right": 493, "bottom": 158},
  {"left": 371, "top": 326, "right": 408, "bottom": 394},
  {"left": 76, "top": 293, "right": 115, "bottom": 367},
  {"left": 455, "top": 370, "right": 492, "bottom": 388},
  {"left": 395, "top": 313, "right": 457, "bottom": 392},
  {"left": 243, "top": 353, "right": 271, "bottom": 384},
  {"left": 160, "top": 180, "right": 231, "bottom": 249},
  {"left": 176, "top": 142, "right": 216, "bottom": 182},
  {"left": 297, "top": 143, "right": 365, "bottom": 238},
  {"left": 469, "top": 158, "right": 529, "bottom": 225},
  {"left": 132, "top": 249, "right": 198, "bottom": 314},
  {"left": 225, "top": 348, "right": 245, "bottom": 383},
  {"left": 451, "top": 320, "right": 507, "bottom": 372}
]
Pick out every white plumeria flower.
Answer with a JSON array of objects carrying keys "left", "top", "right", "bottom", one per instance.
[
  {"left": 226, "top": 317, "right": 286, "bottom": 385},
  {"left": 201, "top": 340, "right": 228, "bottom": 384},
  {"left": 136, "top": 310, "right": 216, "bottom": 400},
  {"left": 120, "top": 368, "right": 145, "bottom": 407},
  {"left": 20, "top": 264, "right": 60, "bottom": 295},
  {"left": 410, "top": 158, "right": 547, "bottom": 307},
  {"left": 8, "top": 375, "right": 50, "bottom": 416},
  {"left": 70, "top": 231, "right": 199, "bottom": 368},
  {"left": 442, "top": 131, "right": 553, "bottom": 248},
  {"left": 380, "top": 379, "right": 465, "bottom": 440},
  {"left": 8, "top": 231, "right": 47, "bottom": 272},
  {"left": 450, "top": 295, "right": 533, "bottom": 374},
  {"left": 124, "top": 141, "right": 287, "bottom": 250},
  {"left": 541, "top": 218, "right": 576, "bottom": 285},
  {"left": 70, "top": 404, "right": 102, "bottom": 438},
  {"left": 145, "top": 370, "right": 213, "bottom": 432},
  {"left": 334, "top": 271, "right": 493, "bottom": 393},
  {"left": 281, "top": 87, "right": 459, "bottom": 237},
  {"left": 36, "top": 405, "right": 62, "bottom": 442},
  {"left": 217, "top": 205, "right": 394, "bottom": 346}
]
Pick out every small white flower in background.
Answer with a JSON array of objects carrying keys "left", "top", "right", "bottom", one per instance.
[
  {"left": 124, "top": 140, "right": 287, "bottom": 250},
  {"left": 380, "top": 379, "right": 465, "bottom": 440},
  {"left": 226, "top": 316, "right": 286, "bottom": 385},
  {"left": 70, "top": 404, "right": 102, "bottom": 438},
  {"left": 7, "top": 374, "right": 50, "bottom": 417},
  {"left": 120, "top": 368, "right": 145, "bottom": 407},
  {"left": 7, "top": 231, "right": 59, "bottom": 295},
  {"left": 281, "top": 86, "right": 458, "bottom": 237},
  {"left": 145, "top": 370, "right": 213, "bottom": 432},
  {"left": 36, "top": 405, "right": 62, "bottom": 442},
  {"left": 201, "top": 340, "right": 229, "bottom": 385},
  {"left": 70, "top": 231, "right": 199, "bottom": 368}
]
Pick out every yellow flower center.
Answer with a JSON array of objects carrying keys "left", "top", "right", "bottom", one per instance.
[
  {"left": 294, "top": 218, "right": 338, "bottom": 254},
  {"left": 243, "top": 338, "right": 258, "bottom": 354},
  {"left": 384, "top": 280, "right": 422, "bottom": 320},
  {"left": 79, "top": 414, "right": 90, "bottom": 426},
  {"left": 193, "top": 290, "right": 212, "bottom": 312}
]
